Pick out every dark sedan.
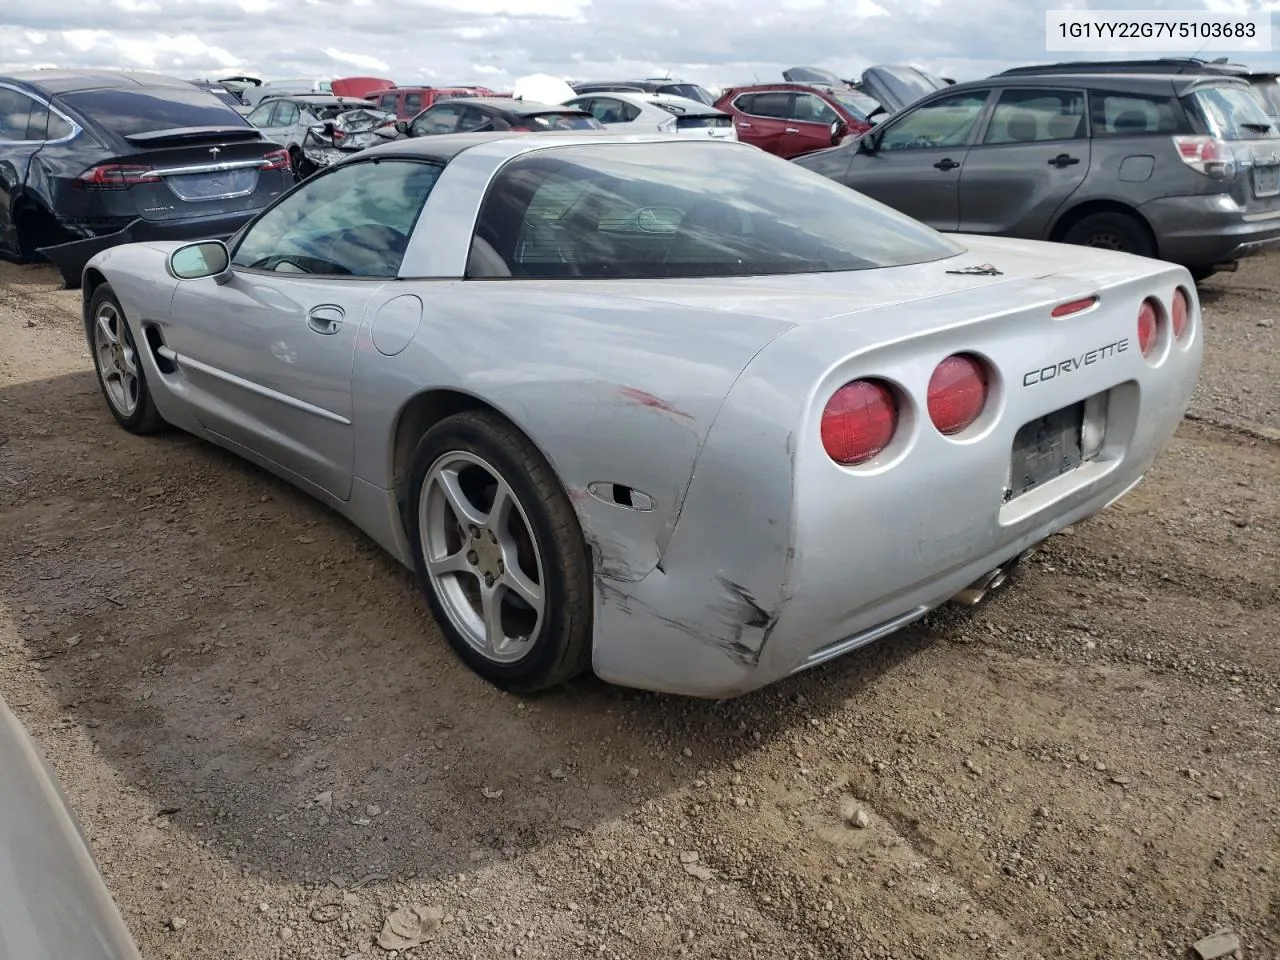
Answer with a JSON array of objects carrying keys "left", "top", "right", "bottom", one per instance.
[
  {"left": 0, "top": 70, "right": 294, "bottom": 287},
  {"left": 399, "top": 97, "right": 602, "bottom": 136}
]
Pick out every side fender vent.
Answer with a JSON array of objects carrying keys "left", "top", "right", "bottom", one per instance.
[{"left": 588, "top": 482, "right": 655, "bottom": 512}]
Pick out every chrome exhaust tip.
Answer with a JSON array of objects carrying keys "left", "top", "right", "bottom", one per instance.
[{"left": 952, "top": 549, "right": 1032, "bottom": 606}]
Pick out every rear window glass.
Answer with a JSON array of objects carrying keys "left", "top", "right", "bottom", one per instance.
[
  {"left": 1190, "top": 84, "right": 1277, "bottom": 139},
  {"left": 524, "top": 112, "right": 601, "bottom": 130},
  {"left": 59, "top": 87, "right": 248, "bottom": 136},
  {"left": 469, "top": 141, "right": 963, "bottom": 280},
  {"left": 676, "top": 115, "right": 733, "bottom": 129},
  {"left": 657, "top": 83, "right": 713, "bottom": 105},
  {"left": 1089, "top": 92, "right": 1184, "bottom": 136},
  {"left": 1251, "top": 79, "right": 1280, "bottom": 115}
]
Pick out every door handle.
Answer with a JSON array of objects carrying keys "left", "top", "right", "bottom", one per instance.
[
  {"left": 1048, "top": 153, "right": 1081, "bottom": 167},
  {"left": 785, "top": 127, "right": 800, "bottom": 133},
  {"left": 306, "top": 305, "right": 344, "bottom": 335},
  {"left": 933, "top": 158, "right": 961, "bottom": 171}
]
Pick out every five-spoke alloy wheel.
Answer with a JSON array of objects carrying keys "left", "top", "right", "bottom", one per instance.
[
  {"left": 88, "top": 284, "right": 165, "bottom": 434},
  {"left": 407, "top": 410, "right": 592, "bottom": 692}
]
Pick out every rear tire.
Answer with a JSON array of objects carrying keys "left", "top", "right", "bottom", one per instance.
[
  {"left": 88, "top": 284, "right": 166, "bottom": 434},
  {"left": 405, "top": 410, "right": 593, "bottom": 693},
  {"left": 1060, "top": 212, "right": 1154, "bottom": 259}
]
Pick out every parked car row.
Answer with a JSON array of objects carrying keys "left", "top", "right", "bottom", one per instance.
[{"left": 3, "top": 55, "right": 1280, "bottom": 288}]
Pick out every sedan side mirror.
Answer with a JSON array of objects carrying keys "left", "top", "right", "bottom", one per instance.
[
  {"left": 168, "top": 240, "right": 231, "bottom": 282},
  {"left": 395, "top": 120, "right": 409, "bottom": 135},
  {"left": 830, "top": 118, "right": 847, "bottom": 145},
  {"left": 857, "top": 133, "right": 878, "bottom": 155}
]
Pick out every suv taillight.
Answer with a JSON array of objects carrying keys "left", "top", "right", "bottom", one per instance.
[
  {"left": 821, "top": 380, "right": 898, "bottom": 466},
  {"left": 261, "top": 149, "right": 291, "bottom": 171},
  {"left": 1172, "top": 135, "right": 1236, "bottom": 178},
  {"left": 927, "top": 354, "right": 990, "bottom": 435},
  {"left": 73, "top": 163, "right": 153, "bottom": 189}
]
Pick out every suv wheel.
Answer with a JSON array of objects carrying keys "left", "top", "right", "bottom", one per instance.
[{"left": 1061, "top": 212, "right": 1154, "bottom": 259}]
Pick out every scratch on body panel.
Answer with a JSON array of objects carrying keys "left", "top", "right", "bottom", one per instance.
[
  {"left": 617, "top": 386, "right": 693, "bottom": 419},
  {"left": 597, "top": 579, "right": 760, "bottom": 666}
]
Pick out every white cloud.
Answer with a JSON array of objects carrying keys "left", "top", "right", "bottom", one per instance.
[
  {"left": 322, "top": 47, "right": 391, "bottom": 73},
  {"left": 1, "top": 0, "right": 1276, "bottom": 91}
]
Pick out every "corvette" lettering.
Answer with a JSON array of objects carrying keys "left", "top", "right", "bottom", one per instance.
[{"left": 1022, "top": 338, "right": 1129, "bottom": 386}]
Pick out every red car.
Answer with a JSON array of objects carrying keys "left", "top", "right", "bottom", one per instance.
[
  {"left": 714, "top": 82, "right": 879, "bottom": 158},
  {"left": 369, "top": 86, "right": 496, "bottom": 120}
]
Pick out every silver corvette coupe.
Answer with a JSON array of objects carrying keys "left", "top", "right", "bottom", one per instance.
[{"left": 80, "top": 132, "right": 1202, "bottom": 698}]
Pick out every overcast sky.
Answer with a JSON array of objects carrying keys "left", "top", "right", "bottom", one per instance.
[{"left": 2, "top": 0, "right": 1278, "bottom": 91}]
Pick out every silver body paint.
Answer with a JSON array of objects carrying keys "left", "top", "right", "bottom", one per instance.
[
  {"left": 0, "top": 696, "right": 143, "bottom": 960},
  {"left": 81, "top": 134, "right": 1203, "bottom": 697}
]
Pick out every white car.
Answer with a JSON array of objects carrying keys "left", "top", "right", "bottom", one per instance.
[{"left": 563, "top": 92, "right": 737, "bottom": 140}]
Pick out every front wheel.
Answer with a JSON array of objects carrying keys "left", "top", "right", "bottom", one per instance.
[
  {"left": 88, "top": 285, "right": 165, "bottom": 434},
  {"left": 1060, "top": 212, "right": 1154, "bottom": 259},
  {"left": 405, "top": 410, "right": 593, "bottom": 693}
]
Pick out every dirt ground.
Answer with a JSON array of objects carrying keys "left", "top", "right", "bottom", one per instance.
[{"left": 0, "top": 253, "right": 1276, "bottom": 960}]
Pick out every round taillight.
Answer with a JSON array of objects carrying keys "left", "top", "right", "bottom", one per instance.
[
  {"left": 821, "top": 379, "right": 898, "bottom": 466},
  {"left": 1137, "top": 298, "right": 1159, "bottom": 357},
  {"left": 927, "top": 354, "right": 989, "bottom": 436},
  {"left": 1171, "top": 287, "right": 1189, "bottom": 341}
]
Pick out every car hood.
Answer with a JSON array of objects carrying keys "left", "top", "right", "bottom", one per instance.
[
  {"left": 513, "top": 73, "right": 576, "bottom": 105},
  {"left": 858, "top": 64, "right": 948, "bottom": 115},
  {"left": 506, "top": 235, "right": 1162, "bottom": 327}
]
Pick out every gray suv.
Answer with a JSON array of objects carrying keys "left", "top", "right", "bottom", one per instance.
[{"left": 794, "top": 73, "right": 1280, "bottom": 280}]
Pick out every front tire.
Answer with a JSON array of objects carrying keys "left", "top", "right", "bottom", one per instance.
[
  {"left": 1060, "top": 211, "right": 1154, "bottom": 259},
  {"left": 88, "top": 284, "right": 165, "bottom": 434},
  {"left": 405, "top": 410, "right": 593, "bottom": 693}
]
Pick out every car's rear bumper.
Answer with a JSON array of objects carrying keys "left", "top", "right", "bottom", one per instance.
[
  {"left": 40, "top": 211, "right": 258, "bottom": 288},
  {"left": 1141, "top": 194, "right": 1280, "bottom": 266}
]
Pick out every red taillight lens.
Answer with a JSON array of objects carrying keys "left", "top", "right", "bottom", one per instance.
[
  {"left": 1051, "top": 296, "right": 1098, "bottom": 318},
  {"left": 1172, "top": 135, "right": 1235, "bottom": 178},
  {"left": 1137, "top": 298, "right": 1159, "bottom": 356},
  {"left": 74, "top": 163, "right": 153, "bottom": 189},
  {"left": 261, "top": 149, "right": 291, "bottom": 171},
  {"left": 821, "top": 379, "right": 898, "bottom": 466},
  {"left": 1171, "top": 287, "right": 1190, "bottom": 341},
  {"left": 927, "top": 354, "right": 990, "bottom": 436}
]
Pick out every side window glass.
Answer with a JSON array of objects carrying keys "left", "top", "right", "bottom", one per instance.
[
  {"left": 594, "top": 98, "right": 625, "bottom": 124},
  {"left": 231, "top": 160, "right": 443, "bottom": 277},
  {"left": 1091, "top": 93, "right": 1179, "bottom": 136},
  {"left": 404, "top": 93, "right": 423, "bottom": 113},
  {"left": 879, "top": 91, "right": 989, "bottom": 150},
  {"left": 46, "top": 111, "right": 73, "bottom": 140},
  {"left": 0, "top": 88, "right": 34, "bottom": 141},
  {"left": 280, "top": 103, "right": 301, "bottom": 125},
  {"left": 25, "top": 101, "right": 51, "bottom": 141},
  {"left": 414, "top": 106, "right": 460, "bottom": 135},
  {"left": 732, "top": 94, "right": 755, "bottom": 115},
  {"left": 750, "top": 93, "right": 793, "bottom": 119},
  {"left": 621, "top": 102, "right": 643, "bottom": 122},
  {"left": 379, "top": 94, "right": 397, "bottom": 113},
  {"left": 983, "top": 89, "right": 1086, "bottom": 144},
  {"left": 247, "top": 104, "right": 274, "bottom": 127},
  {"left": 456, "top": 107, "right": 491, "bottom": 132},
  {"left": 792, "top": 95, "right": 838, "bottom": 124}
]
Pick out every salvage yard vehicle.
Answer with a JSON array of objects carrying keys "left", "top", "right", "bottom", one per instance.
[
  {"left": 562, "top": 91, "right": 737, "bottom": 139},
  {"left": 399, "top": 98, "right": 601, "bottom": 135},
  {"left": 794, "top": 72, "right": 1280, "bottom": 281},
  {"left": 0, "top": 695, "right": 143, "bottom": 960},
  {"left": 714, "top": 82, "right": 875, "bottom": 157},
  {"left": 297, "top": 107, "right": 397, "bottom": 176},
  {"left": 245, "top": 94, "right": 389, "bottom": 173},
  {"left": 0, "top": 70, "right": 294, "bottom": 287},
  {"left": 79, "top": 132, "right": 1201, "bottom": 698}
]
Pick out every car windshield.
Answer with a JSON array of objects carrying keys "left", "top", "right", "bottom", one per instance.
[
  {"left": 524, "top": 112, "right": 602, "bottom": 129},
  {"left": 830, "top": 91, "right": 882, "bottom": 120},
  {"left": 469, "top": 142, "right": 963, "bottom": 280},
  {"left": 59, "top": 87, "right": 249, "bottom": 135},
  {"left": 1190, "top": 84, "right": 1278, "bottom": 139}
]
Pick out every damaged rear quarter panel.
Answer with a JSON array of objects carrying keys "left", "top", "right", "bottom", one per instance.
[{"left": 351, "top": 283, "right": 796, "bottom": 581}]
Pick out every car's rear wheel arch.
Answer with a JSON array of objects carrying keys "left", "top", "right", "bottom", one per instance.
[
  {"left": 12, "top": 196, "right": 64, "bottom": 260},
  {"left": 1049, "top": 200, "right": 1158, "bottom": 258},
  {"left": 82, "top": 267, "right": 109, "bottom": 341}
]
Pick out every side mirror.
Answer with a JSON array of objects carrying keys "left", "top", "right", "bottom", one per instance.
[
  {"left": 857, "top": 133, "right": 878, "bottom": 155},
  {"left": 830, "top": 118, "right": 847, "bottom": 144},
  {"left": 395, "top": 120, "right": 409, "bottom": 135},
  {"left": 167, "top": 240, "right": 230, "bottom": 282}
]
